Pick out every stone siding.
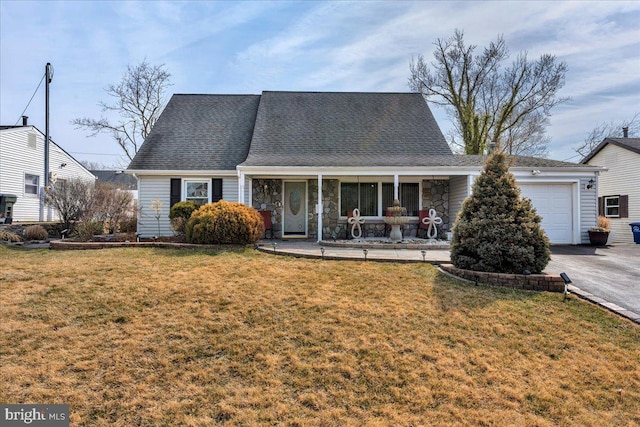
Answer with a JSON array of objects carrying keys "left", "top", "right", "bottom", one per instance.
[
  {"left": 422, "top": 179, "right": 450, "bottom": 235},
  {"left": 252, "top": 179, "right": 283, "bottom": 237}
]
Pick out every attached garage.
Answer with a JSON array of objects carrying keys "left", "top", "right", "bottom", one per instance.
[{"left": 519, "top": 183, "right": 576, "bottom": 244}]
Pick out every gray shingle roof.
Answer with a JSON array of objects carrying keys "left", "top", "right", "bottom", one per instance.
[
  {"left": 127, "top": 94, "right": 261, "bottom": 170},
  {"left": 454, "top": 155, "right": 585, "bottom": 168},
  {"left": 240, "top": 91, "right": 453, "bottom": 167},
  {"left": 581, "top": 137, "right": 640, "bottom": 164},
  {"left": 91, "top": 170, "right": 138, "bottom": 190}
]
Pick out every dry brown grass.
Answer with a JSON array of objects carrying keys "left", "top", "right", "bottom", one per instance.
[{"left": 1, "top": 245, "right": 639, "bottom": 426}]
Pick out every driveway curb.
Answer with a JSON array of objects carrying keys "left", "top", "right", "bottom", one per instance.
[{"left": 568, "top": 285, "right": 640, "bottom": 324}]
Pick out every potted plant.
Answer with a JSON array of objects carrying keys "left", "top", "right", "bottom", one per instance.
[{"left": 588, "top": 216, "right": 610, "bottom": 246}]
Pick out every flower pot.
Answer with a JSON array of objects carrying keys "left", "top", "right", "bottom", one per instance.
[{"left": 588, "top": 230, "right": 610, "bottom": 246}]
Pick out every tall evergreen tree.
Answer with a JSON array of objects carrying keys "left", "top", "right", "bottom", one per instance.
[{"left": 451, "top": 152, "right": 550, "bottom": 274}]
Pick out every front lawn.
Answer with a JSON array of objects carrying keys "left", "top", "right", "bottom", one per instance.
[{"left": 1, "top": 246, "right": 638, "bottom": 426}]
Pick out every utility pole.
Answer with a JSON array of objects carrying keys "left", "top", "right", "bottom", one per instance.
[{"left": 40, "top": 63, "right": 52, "bottom": 221}]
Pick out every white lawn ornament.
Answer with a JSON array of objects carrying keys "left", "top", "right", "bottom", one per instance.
[
  {"left": 421, "top": 208, "right": 442, "bottom": 239},
  {"left": 348, "top": 208, "right": 365, "bottom": 239}
]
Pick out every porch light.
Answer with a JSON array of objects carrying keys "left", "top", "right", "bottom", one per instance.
[{"left": 587, "top": 178, "right": 595, "bottom": 190}]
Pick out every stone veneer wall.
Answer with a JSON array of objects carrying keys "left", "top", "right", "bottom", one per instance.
[
  {"left": 422, "top": 179, "right": 450, "bottom": 235},
  {"left": 252, "top": 179, "right": 283, "bottom": 237}
]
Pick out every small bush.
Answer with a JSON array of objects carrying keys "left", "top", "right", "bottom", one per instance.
[
  {"left": 24, "top": 225, "right": 49, "bottom": 241},
  {"left": 0, "top": 230, "right": 22, "bottom": 242},
  {"left": 186, "top": 201, "right": 264, "bottom": 245},
  {"left": 119, "top": 215, "right": 138, "bottom": 233},
  {"left": 75, "top": 221, "right": 104, "bottom": 241},
  {"left": 169, "top": 201, "right": 197, "bottom": 235}
]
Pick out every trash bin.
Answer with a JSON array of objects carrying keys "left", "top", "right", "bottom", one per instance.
[{"left": 630, "top": 222, "right": 640, "bottom": 244}]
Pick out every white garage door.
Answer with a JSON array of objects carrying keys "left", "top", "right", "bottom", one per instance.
[{"left": 519, "top": 184, "right": 573, "bottom": 244}]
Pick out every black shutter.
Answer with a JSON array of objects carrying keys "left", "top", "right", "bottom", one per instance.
[
  {"left": 170, "top": 178, "right": 181, "bottom": 208},
  {"left": 598, "top": 196, "right": 604, "bottom": 217},
  {"left": 620, "top": 195, "right": 629, "bottom": 218},
  {"left": 212, "top": 179, "right": 223, "bottom": 202}
]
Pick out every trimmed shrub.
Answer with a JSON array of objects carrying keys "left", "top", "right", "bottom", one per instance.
[
  {"left": 0, "top": 230, "right": 22, "bottom": 242},
  {"left": 186, "top": 201, "right": 264, "bottom": 245},
  {"left": 119, "top": 215, "right": 138, "bottom": 233},
  {"left": 75, "top": 221, "right": 104, "bottom": 241},
  {"left": 23, "top": 225, "right": 49, "bottom": 241},
  {"left": 169, "top": 201, "right": 197, "bottom": 235},
  {"left": 450, "top": 152, "right": 550, "bottom": 274}
]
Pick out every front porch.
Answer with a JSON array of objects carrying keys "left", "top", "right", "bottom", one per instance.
[{"left": 246, "top": 175, "right": 465, "bottom": 241}]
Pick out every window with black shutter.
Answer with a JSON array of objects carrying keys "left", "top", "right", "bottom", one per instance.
[
  {"left": 170, "top": 178, "right": 181, "bottom": 208},
  {"left": 212, "top": 179, "right": 223, "bottom": 202}
]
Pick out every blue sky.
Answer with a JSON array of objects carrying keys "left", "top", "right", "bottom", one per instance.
[{"left": 1, "top": 0, "right": 639, "bottom": 167}]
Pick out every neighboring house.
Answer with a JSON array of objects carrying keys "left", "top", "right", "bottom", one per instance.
[
  {"left": 91, "top": 170, "right": 139, "bottom": 201},
  {"left": 127, "top": 91, "right": 604, "bottom": 244},
  {"left": 581, "top": 134, "right": 640, "bottom": 243},
  {"left": 0, "top": 120, "right": 95, "bottom": 222}
]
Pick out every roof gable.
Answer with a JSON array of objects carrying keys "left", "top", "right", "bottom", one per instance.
[
  {"left": 241, "top": 91, "right": 453, "bottom": 167},
  {"left": 581, "top": 137, "right": 640, "bottom": 164}
]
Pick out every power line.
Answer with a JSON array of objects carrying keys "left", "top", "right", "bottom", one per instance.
[
  {"left": 14, "top": 71, "right": 46, "bottom": 125},
  {"left": 68, "top": 151, "right": 126, "bottom": 157}
]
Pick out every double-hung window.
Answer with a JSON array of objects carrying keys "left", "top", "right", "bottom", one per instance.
[
  {"left": 185, "top": 181, "right": 209, "bottom": 207},
  {"left": 604, "top": 196, "right": 620, "bottom": 218},
  {"left": 24, "top": 173, "right": 39, "bottom": 195}
]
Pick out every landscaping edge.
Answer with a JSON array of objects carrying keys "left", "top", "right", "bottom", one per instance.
[
  {"left": 49, "top": 240, "right": 249, "bottom": 251},
  {"left": 439, "top": 264, "right": 565, "bottom": 293}
]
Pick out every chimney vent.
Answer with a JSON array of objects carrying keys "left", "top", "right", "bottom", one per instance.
[
  {"left": 622, "top": 127, "right": 629, "bottom": 138},
  {"left": 22, "top": 116, "right": 28, "bottom": 126}
]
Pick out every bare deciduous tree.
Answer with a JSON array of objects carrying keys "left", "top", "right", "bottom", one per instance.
[
  {"left": 47, "top": 180, "right": 134, "bottom": 233},
  {"left": 409, "top": 30, "right": 568, "bottom": 155},
  {"left": 46, "top": 179, "right": 94, "bottom": 229},
  {"left": 575, "top": 113, "right": 640, "bottom": 161},
  {"left": 91, "top": 182, "right": 134, "bottom": 233},
  {"left": 73, "top": 60, "right": 171, "bottom": 161}
]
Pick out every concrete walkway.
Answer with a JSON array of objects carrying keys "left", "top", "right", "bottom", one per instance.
[
  {"left": 256, "top": 239, "right": 640, "bottom": 324},
  {"left": 256, "top": 239, "right": 450, "bottom": 263}
]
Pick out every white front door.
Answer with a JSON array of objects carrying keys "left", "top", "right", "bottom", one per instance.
[{"left": 283, "top": 181, "right": 307, "bottom": 236}]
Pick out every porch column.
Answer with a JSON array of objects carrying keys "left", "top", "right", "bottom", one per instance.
[
  {"left": 238, "top": 172, "right": 245, "bottom": 204},
  {"left": 317, "top": 174, "right": 323, "bottom": 242},
  {"left": 394, "top": 174, "right": 399, "bottom": 200}
]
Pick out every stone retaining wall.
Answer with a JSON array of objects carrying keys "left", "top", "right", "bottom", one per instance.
[{"left": 440, "top": 264, "right": 565, "bottom": 292}]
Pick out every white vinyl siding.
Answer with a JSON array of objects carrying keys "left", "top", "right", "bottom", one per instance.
[
  {"left": 137, "top": 176, "right": 172, "bottom": 237},
  {"left": 588, "top": 144, "right": 640, "bottom": 243},
  {"left": 0, "top": 127, "right": 94, "bottom": 221},
  {"left": 579, "top": 177, "right": 597, "bottom": 244},
  {"left": 448, "top": 176, "right": 468, "bottom": 225},
  {"left": 137, "top": 175, "right": 239, "bottom": 237},
  {"left": 223, "top": 176, "right": 239, "bottom": 202}
]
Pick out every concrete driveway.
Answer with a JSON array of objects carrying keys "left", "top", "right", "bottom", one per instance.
[{"left": 545, "top": 244, "right": 640, "bottom": 321}]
